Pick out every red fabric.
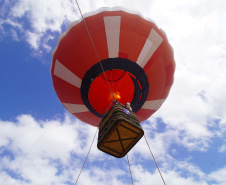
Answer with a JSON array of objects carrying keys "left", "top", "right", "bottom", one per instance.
[
  {"left": 89, "top": 70, "right": 134, "bottom": 115},
  {"left": 51, "top": 10, "right": 175, "bottom": 127}
]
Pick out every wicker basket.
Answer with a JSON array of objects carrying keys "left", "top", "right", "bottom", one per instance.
[{"left": 97, "top": 103, "right": 144, "bottom": 158}]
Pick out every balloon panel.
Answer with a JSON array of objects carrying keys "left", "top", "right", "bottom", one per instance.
[{"left": 51, "top": 8, "right": 175, "bottom": 126}]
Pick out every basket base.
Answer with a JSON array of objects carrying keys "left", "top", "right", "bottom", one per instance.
[{"left": 98, "top": 119, "right": 143, "bottom": 158}]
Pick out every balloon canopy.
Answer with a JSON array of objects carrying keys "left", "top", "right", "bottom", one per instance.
[{"left": 51, "top": 8, "right": 175, "bottom": 127}]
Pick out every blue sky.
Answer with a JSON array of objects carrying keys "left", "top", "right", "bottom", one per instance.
[{"left": 1, "top": 0, "right": 226, "bottom": 184}]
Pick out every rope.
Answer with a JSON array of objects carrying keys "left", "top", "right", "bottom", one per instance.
[
  {"left": 143, "top": 134, "right": 166, "bottom": 185},
  {"left": 74, "top": 128, "right": 98, "bottom": 185},
  {"left": 126, "top": 154, "right": 134, "bottom": 185},
  {"left": 133, "top": 149, "right": 143, "bottom": 185},
  {"left": 0, "top": 120, "right": 54, "bottom": 185},
  {"left": 127, "top": 83, "right": 135, "bottom": 103},
  {"left": 89, "top": 88, "right": 106, "bottom": 113},
  {"left": 74, "top": 0, "right": 115, "bottom": 100}
]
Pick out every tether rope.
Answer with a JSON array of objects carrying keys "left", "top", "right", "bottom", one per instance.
[
  {"left": 89, "top": 87, "right": 106, "bottom": 113},
  {"left": 74, "top": 127, "right": 98, "bottom": 185},
  {"left": 143, "top": 134, "right": 166, "bottom": 185},
  {"left": 126, "top": 154, "right": 134, "bottom": 185},
  {"left": 75, "top": 0, "right": 115, "bottom": 100},
  {"left": 133, "top": 149, "right": 143, "bottom": 185},
  {"left": 126, "top": 83, "right": 135, "bottom": 104},
  {"left": 0, "top": 120, "right": 54, "bottom": 185}
]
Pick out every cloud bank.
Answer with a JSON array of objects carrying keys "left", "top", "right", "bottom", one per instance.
[{"left": 0, "top": 114, "right": 226, "bottom": 184}]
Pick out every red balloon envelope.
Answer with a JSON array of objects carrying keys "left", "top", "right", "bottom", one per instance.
[{"left": 51, "top": 8, "right": 175, "bottom": 127}]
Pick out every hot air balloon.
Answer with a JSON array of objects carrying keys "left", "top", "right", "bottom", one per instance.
[{"left": 51, "top": 7, "right": 175, "bottom": 158}]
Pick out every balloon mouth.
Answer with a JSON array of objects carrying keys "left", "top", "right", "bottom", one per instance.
[
  {"left": 88, "top": 69, "right": 134, "bottom": 115},
  {"left": 80, "top": 58, "right": 149, "bottom": 118}
]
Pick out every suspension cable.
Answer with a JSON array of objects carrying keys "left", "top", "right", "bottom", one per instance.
[
  {"left": 143, "top": 134, "right": 166, "bottom": 185},
  {"left": 74, "top": 0, "right": 115, "bottom": 100},
  {"left": 0, "top": 120, "right": 54, "bottom": 185},
  {"left": 74, "top": 128, "right": 98, "bottom": 185},
  {"left": 133, "top": 149, "right": 143, "bottom": 185},
  {"left": 126, "top": 154, "right": 134, "bottom": 185}
]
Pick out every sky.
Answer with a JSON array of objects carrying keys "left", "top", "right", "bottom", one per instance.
[{"left": 0, "top": 0, "right": 226, "bottom": 184}]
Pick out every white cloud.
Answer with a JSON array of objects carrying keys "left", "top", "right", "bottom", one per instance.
[
  {"left": 208, "top": 167, "right": 226, "bottom": 185},
  {"left": 1, "top": 0, "right": 76, "bottom": 51},
  {"left": 25, "top": 31, "right": 42, "bottom": 49},
  {"left": 130, "top": 165, "right": 208, "bottom": 185},
  {"left": 9, "top": 29, "right": 19, "bottom": 41},
  {"left": 0, "top": 114, "right": 226, "bottom": 185},
  {"left": 10, "top": 0, "right": 76, "bottom": 33},
  {"left": 141, "top": 0, "right": 226, "bottom": 152},
  {"left": 218, "top": 144, "right": 226, "bottom": 153},
  {"left": 0, "top": 19, "right": 23, "bottom": 30}
]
